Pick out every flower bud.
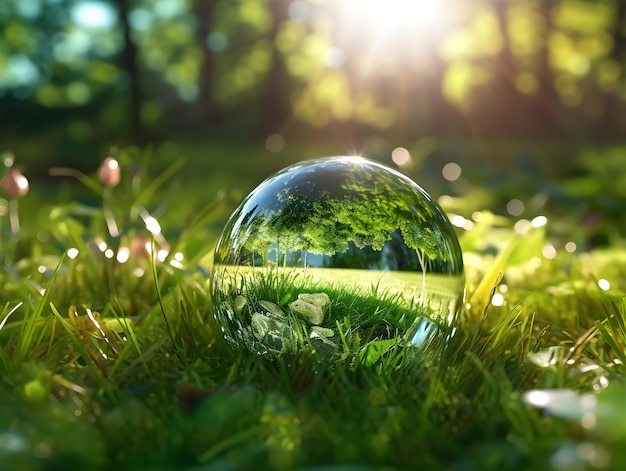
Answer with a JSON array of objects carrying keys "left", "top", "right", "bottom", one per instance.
[
  {"left": 1, "top": 168, "right": 29, "bottom": 198},
  {"left": 98, "top": 157, "right": 120, "bottom": 187}
]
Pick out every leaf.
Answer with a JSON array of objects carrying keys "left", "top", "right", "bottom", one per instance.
[
  {"left": 467, "top": 236, "right": 519, "bottom": 319},
  {"left": 358, "top": 338, "right": 396, "bottom": 366}
]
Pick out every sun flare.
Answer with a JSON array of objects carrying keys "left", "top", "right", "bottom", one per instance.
[{"left": 338, "top": 0, "right": 451, "bottom": 41}]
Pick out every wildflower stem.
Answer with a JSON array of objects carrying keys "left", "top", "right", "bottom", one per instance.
[
  {"left": 8, "top": 198, "right": 19, "bottom": 233},
  {"left": 103, "top": 186, "right": 119, "bottom": 237}
]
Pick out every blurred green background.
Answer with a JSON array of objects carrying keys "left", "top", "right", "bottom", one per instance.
[{"left": 1, "top": 0, "right": 625, "bottom": 234}]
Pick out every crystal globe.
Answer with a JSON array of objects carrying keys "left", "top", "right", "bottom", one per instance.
[{"left": 210, "top": 156, "right": 464, "bottom": 355}]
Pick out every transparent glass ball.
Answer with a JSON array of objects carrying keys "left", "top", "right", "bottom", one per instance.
[{"left": 210, "top": 156, "right": 465, "bottom": 356}]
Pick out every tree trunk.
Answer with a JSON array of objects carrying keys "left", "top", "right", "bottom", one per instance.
[
  {"left": 117, "top": 0, "right": 143, "bottom": 144},
  {"left": 487, "top": 0, "right": 524, "bottom": 135},
  {"left": 603, "top": 0, "right": 626, "bottom": 139},
  {"left": 257, "top": 0, "right": 292, "bottom": 137},
  {"left": 533, "top": 0, "right": 563, "bottom": 137},
  {"left": 194, "top": 0, "right": 221, "bottom": 129}
]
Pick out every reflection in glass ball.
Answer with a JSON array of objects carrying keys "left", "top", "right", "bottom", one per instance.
[{"left": 210, "top": 156, "right": 465, "bottom": 356}]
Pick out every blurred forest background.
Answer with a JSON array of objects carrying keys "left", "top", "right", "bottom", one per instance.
[{"left": 1, "top": 0, "right": 625, "bottom": 187}]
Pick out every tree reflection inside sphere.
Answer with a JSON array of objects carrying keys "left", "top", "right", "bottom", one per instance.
[{"left": 210, "top": 156, "right": 465, "bottom": 356}]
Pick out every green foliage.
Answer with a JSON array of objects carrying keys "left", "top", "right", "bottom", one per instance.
[
  {"left": 219, "top": 159, "right": 451, "bottom": 264},
  {"left": 3, "top": 0, "right": 626, "bottom": 160}
]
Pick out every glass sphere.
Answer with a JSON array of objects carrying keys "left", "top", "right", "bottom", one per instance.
[{"left": 210, "top": 156, "right": 464, "bottom": 356}]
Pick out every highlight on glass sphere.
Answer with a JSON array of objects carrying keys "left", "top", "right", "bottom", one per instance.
[{"left": 210, "top": 156, "right": 465, "bottom": 356}]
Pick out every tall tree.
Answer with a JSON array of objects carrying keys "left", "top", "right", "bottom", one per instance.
[
  {"left": 534, "top": 0, "right": 562, "bottom": 136},
  {"left": 605, "top": 0, "right": 626, "bottom": 137},
  {"left": 193, "top": 0, "right": 221, "bottom": 127},
  {"left": 258, "top": 0, "right": 292, "bottom": 137},
  {"left": 117, "top": 0, "right": 143, "bottom": 144}
]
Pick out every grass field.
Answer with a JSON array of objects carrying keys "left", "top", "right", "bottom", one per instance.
[{"left": 1, "top": 147, "right": 626, "bottom": 470}]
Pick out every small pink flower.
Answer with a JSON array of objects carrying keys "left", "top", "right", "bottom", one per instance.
[
  {"left": 98, "top": 157, "right": 120, "bottom": 187},
  {"left": 1, "top": 168, "right": 29, "bottom": 198}
]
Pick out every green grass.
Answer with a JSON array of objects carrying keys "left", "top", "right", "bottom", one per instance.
[
  {"left": 1, "top": 147, "right": 626, "bottom": 470},
  {"left": 210, "top": 264, "right": 454, "bottom": 362}
]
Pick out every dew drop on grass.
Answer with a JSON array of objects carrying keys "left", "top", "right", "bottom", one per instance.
[{"left": 210, "top": 156, "right": 465, "bottom": 356}]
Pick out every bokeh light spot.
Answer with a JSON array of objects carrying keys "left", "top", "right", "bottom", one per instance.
[
  {"left": 325, "top": 47, "right": 345, "bottom": 68},
  {"left": 442, "top": 162, "right": 462, "bottom": 181},
  {"left": 598, "top": 279, "right": 610, "bottom": 291},
  {"left": 514, "top": 219, "right": 531, "bottom": 234},
  {"left": 207, "top": 32, "right": 228, "bottom": 53},
  {"left": 391, "top": 147, "right": 411, "bottom": 167},
  {"left": 17, "top": 0, "right": 43, "bottom": 19},
  {"left": 288, "top": 1, "right": 309, "bottom": 22},
  {"left": 3, "top": 154, "right": 15, "bottom": 168},
  {"left": 72, "top": 1, "right": 117, "bottom": 29},
  {"left": 265, "top": 134, "right": 285, "bottom": 153},
  {"left": 531, "top": 215, "right": 548, "bottom": 228},
  {"left": 506, "top": 198, "right": 525, "bottom": 216},
  {"left": 491, "top": 293, "right": 504, "bottom": 306},
  {"left": 66, "top": 81, "right": 91, "bottom": 105},
  {"left": 129, "top": 9, "right": 153, "bottom": 31},
  {"left": 116, "top": 246, "right": 130, "bottom": 264},
  {"left": 542, "top": 244, "right": 557, "bottom": 259}
]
